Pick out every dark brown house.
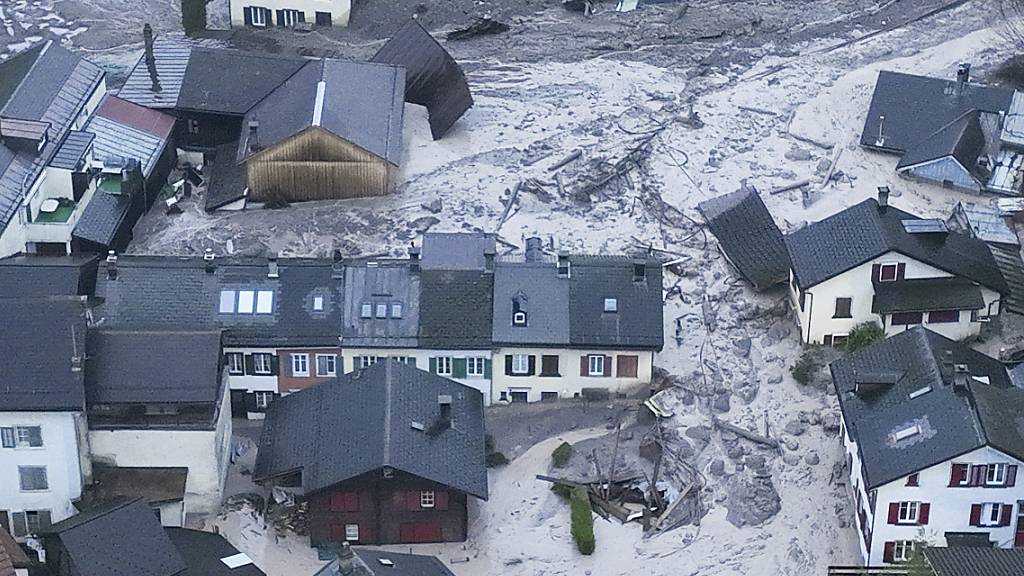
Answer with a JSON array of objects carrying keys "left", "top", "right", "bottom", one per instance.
[{"left": 254, "top": 360, "right": 487, "bottom": 547}]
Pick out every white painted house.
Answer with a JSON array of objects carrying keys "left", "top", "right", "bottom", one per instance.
[
  {"left": 230, "top": 0, "right": 351, "bottom": 28},
  {"left": 786, "top": 188, "right": 1006, "bottom": 345},
  {"left": 832, "top": 327, "right": 1024, "bottom": 565}
]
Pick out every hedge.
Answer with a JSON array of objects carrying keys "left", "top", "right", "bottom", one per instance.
[
  {"left": 551, "top": 442, "right": 574, "bottom": 468},
  {"left": 570, "top": 487, "right": 595, "bottom": 555}
]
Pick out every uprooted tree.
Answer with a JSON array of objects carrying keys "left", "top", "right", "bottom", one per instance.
[{"left": 1001, "top": 1, "right": 1024, "bottom": 48}]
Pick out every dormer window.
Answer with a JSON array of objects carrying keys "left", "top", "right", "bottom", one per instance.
[
  {"left": 512, "top": 293, "right": 528, "bottom": 327},
  {"left": 604, "top": 298, "right": 618, "bottom": 313},
  {"left": 513, "top": 311, "right": 527, "bottom": 327}
]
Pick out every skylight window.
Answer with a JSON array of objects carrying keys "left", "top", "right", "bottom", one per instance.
[
  {"left": 908, "top": 386, "right": 931, "bottom": 399},
  {"left": 893, "top": 424, "right": 921, "bottom": 442},
  {"left": 313, "top": 296, "right": 324, "bottom": 311},
  {"left": 219, "top": 290, "right": 235, "bottom": 313},
  {"left": 376, "top": 303, "right": 388, "bottom": 318},
  {"left": 391, "top": 303, "right": 403, "bottom": 318},
  {"left": 360, "top": 303, "right": 372, "bottom": 318},
  {"left": 237, "top": 290, "right": 255, "bottom": 314},
  {"left": 604, "top": 298, "right": 618, "bottom": 313},
  {"left": 256, "top": 290, "right": 274, "bottom": 314}
]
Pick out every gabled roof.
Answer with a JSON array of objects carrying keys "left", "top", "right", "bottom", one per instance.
[
  {"left": 0, "top": 253, "right": 97, "bottom": 298},
  {"left": 177, "top": 48, "right": 308, "bottom": 115},
  {"left": 254, "top": 360, "right": 487, "bottom": 499},
  {"left": 85, "top": 95, "right": 175, "bottom": 176},
  {"left": 871, "top": 277, "right": 985, "bottom": 314},
  {"left": 831, "top": 327, "right": 1019, "bottom": 489},
  {"left": 418, "top": 269, "right": 493, "bottom": 349},
  {"left": 492, "top": 256, "right": 570, "bottom": 346},
  {"left": 341, "top": 260, "right": 420, "bottom": 348},
  {"left": 860, "top": 70, "right": 1013, "bottom": 153},
  {"left": 332, "top": 549, "right": 455, "bottom": 576},
  {"left": 371, "top": 19, "right": 473, "bottom": 140},
  {"left": 47, "top": 498, "right": 186, "bottom": 576},
  {"left": 697, "top": 185, "right": 790, "bottom": 290},
  {"left": 237, "top": 59, "right": 405, "bottom": 165},
  {"left": 0, "top": 297, "right": 88, "bottom": 412},
  {"left": 925, "top": 547, "right": 1024, "bottom": 576},
  {"left": 895, "top": 110, "right": 988, "bottom": 183},
  {"left": 421, "top": 232, "right": 496, "bottom": 270},
  {"left": 116, "top": 37, "right": 192, "bottom": 109},
  {"left": 84, "top": 330, "right": 223, "bottom": 404},
  {"left": 165, "top": 528, "right": 265, "bottom": 576},
  {"left": 786, "top": 198, "right": 1007, "bottom": 292},
  {"left": 568, "top": 256, "right": 664, "bottom": 349}
]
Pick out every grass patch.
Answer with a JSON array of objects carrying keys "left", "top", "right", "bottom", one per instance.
[{"left": 551, "top": 442, "right": 574, "bottom": 468}]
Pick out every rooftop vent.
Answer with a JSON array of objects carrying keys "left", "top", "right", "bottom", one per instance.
[
  {"left": 632, "top": 259, "right": 646, "bottom": 282},
  {"left": 439, "top": 394, "right": 453, "bottom": 428},
  {"left": 956, "top": 63, "right": 970, "bottom": 95},
  {"left": 557, "top": 250, "right": 570, "bottom": 278},
  {"left": 484, "top": 247, "right": 496, "bottom": 274},
  {"left": 409, "top": 245, "right": 421, "bottom": 272},
  {"left": 853, "top": 370, "right": 902, "bottom": 396},
  {"left": 106, "top": 250, "right": 118, "bottom": 280},
  {"left": 952, "top": 364, "right": 970, "bottom": 392},
  {"left": 204, "top": 248, "right": 215, "bottom": 273}
]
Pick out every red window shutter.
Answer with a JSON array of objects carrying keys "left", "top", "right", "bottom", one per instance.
[
  {"left": 949, "top": 463, "right": 965, "bottom": 486},
  {"left": 896, "top": 263, "right": 906, "bottom": 280},
  {"left": 1001, "top": 504, "right": 1014, "bottom": 526},
  {"left": 406, "top": 491, "right": 421, "bottom": 511},
  {"left": 1007, "top": 465, "right": 1018, "bottom": 487},
  {"left": 969, "top": 504, "right": 982, "bottom": 526},
  {"left": 603, "top": 356, "right": 612, "bottom": 377},
  {"left": 580, "top": 356, "right": 588, "bottom": 376},
  {"left": 918, "top": 503, "right": 930, "bottom": 525},
  {"left": 883, "top": 542, "right": 895, "bottom": 563},
  {"left": 887, "top": 503, "right": 899, "bottom": 524},
  {"left": 435, "top": 491, "right": 449, "bottom": 511}
]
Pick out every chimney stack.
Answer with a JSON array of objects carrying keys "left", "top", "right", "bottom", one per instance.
[
  {"left": 632, "top": 258, "right": 646, "bottom": 282},
  {"left": 557, "top": 250, "right": 570, "bottom": 278},
  {"left": 483, "top": 247, "right": 496, "bottom": 274},
  {"left": 267, "top": 254, "right": 279, "bottom": 279},
  {"left": 524, "top": 237, "right": 543, "bottom": 263},
  {"left": 143, "top": 24, "right": 161, "bottom": 93},
  {"left": 952, "top": 364, "right": 970, "bottom": 392},
  {"left": 438, "top": 394, "right": 453, "bottom": 428},
  {"left": 409, "top": 245, "right": 421, "bottom": 272},
  {"left": 105, "top": 250, "right": 118, "bottom": 280},
  {"left": 877, "top": 186, "right": 890, "bottom": 211},
  {"left": 203, "top": 248, "right": 215, "bottom": 273},
  {"left": 247, "top": 121, "right": 261, "bottom": 154},
  {"left": 956, "top": 63, "right": 970, "bottom": 95}
]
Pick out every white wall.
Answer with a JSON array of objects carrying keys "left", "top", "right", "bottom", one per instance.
[
  {"left": 229, "top": 0, "right": 351, "bottom": 27},
  {"left": 340, "top": 348, "right": 493, "bottom": 405},
  {"left": 491, "top": 348, "right": 653, "bottom": 403},
  {"left": 0, "top": 412, "right": 86, "bottom": 531},
  {"left": 881, "top": 284, "right": 1000, "bottom": 341},
  {"left": 224, "top": 347, "right": 280, "bottom": 393}
]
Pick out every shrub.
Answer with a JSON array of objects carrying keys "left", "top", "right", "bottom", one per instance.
[
  {"left": 181, "top": 0, "right": 207, "bottom": 36},
  {"left": 551, "top": 442, "right": 574, "bottom": 468},
  {"left": 485, "top": 452, "right": 508, "bottom": 467},
  {"left": 846, "top": 321, "right": 884, "bottom": 352},
  {"left": 550, "top": 483, "right": 572, "bottom": 500},
  {"left": 791, "top": 351, "right": 818, "bottom": 386},
  {"left": 570, "top": 487, "right": 595, "bottom": 555}
]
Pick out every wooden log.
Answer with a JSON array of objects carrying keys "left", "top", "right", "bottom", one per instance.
[
  {"left": 738, "top": 105, "right": 778, "bottom": 117},
  {"left": 713, "top": 417, "right": 780, "bottom": 447},
  {"left": 769, "top": 179, "right": 810, "bottom": 195},
  {"left": 548, "top": 149, "right": 583, "bottom": 172},
  {"left": 587, "top": 487, "right": 630, "bottom": 522},
  {"left": 821, "top": 146, "right": 844, "bottom": 188},
  {"left": 651, "top": 483, "right": 692, "bottom": 531}
]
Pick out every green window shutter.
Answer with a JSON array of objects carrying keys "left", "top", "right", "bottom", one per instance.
[
  {"left": 484, "top": 359, "right": 492, "bottom": 379},
  {"left": 11, "top": 512, "right": 26, "bottom": 537},
  {"left": 408, "top": 356, "right": 417, "bottom": 368},
  {"left": 429, "top": 357, "right": 437, "bottom": 373},
  {"left": 38, "top": 510, "right": 51, "bottom": 532},
  {"left": 453, "top": 358, "right": 467, "bottom": 379}
]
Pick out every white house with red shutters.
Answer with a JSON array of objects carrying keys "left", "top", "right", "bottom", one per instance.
[{"left": 832, "top": 327, "right": 1024, "bottom": 565}]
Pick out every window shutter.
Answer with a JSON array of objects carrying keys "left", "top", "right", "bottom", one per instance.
[
  {"left": 270, "top": 355, "right": 280, "bottom": 376},
  {"left": 603, "top": 356, "right": 612, "bottom": 377},
  {"left": 887, "top": 503, "right": 898, "bottom": 524},
  {"left": 264, "top": 7, "right": 273, "bottom": 25},
  {"left": 453, "top": 358, "right": 467, "bottom": 379},
  {"left": 970, "top": 465, "right": 987, "bottom": 487},
  {"left": 580, "top": 356, "right": 588, "bottom": 376},
  {"left": 406, "top": 491, "right": 421, "bottom": 511},
  {"left": 871, "top": 264, "right": 881, "bottom": 283},
  {"left": 297, "top": 11, "right": 305, "bottom": 21},
  {"left": 243, "top": 6, "right": 253, "bottom": 25},
  {"left": 244, "top": 354, "right": 255, "bottom": 375},
  {"left": 918, "top": 503, "right": 929, "bottom": 525},
  {"left": 882, "top": 542, "right": 894, "bottom": 563},
  {"left": 484, "top": 359, "right": 492, "bottom": 379},
  {"left": 969, "top": 504, "right": 982, "bottom": 526},
  {"left": 505, "top": 355, "right": 513, "bottom": 376},
  {"left": 949, "top": 463, "right": 965, "bottom": 486},
  {"left": 429, "top": 357, "right": 438, "bottom": 374},
  {"left": 1007, "top": 465, "right": 1018, "bottom": 487},
  {"left": 27, "top": 427, "right": 42, "bottom": 447},
  {"left": 0, "top": 427, "right": 13, "bottom": 448},
  {"left": 276, "top": 9, "right": 285, "bottom": 26},
  {"left": 527, "top": 355, "right": 536, "bottom": 376},
  {"left": 896, "top": 263, "right": 906, "bottom": 281},
  {"left": 1001, "top": 504, "right": 1014, "bottom": 526},
  {"left": 10, "top": 512, "right": 26, "bottom": 538},
  {"left": 435, "top": 491, "right": 449, "bottom": 511}
]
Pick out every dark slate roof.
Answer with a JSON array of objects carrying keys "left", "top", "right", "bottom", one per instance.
[
  {"left": 0, "top": 253, "right": 97, "bottom": 298},
  {"left": 177, "top": 48, "right": 308, "bottom": 115},
  {"left": 165, "top": 528, "right": 265, "bottom": 576},
  {"left": 786, "top": 198, "right": 1007, "bottom": 292},
  {"left": 85, "top": 330, "right": 223, "bottom": 404},
  {"left": 925, "top": 547, "right": 1024, "bottom": 576},
  {"left": 860, "top": 70, "right": 1013, "bottom": 154},
  {"left": 94, "top": 256, "right": 344, "bottom": 347},
  {"left": 85, "top": 95, "right": 175, "bottom": 176},
  {"left": 0, "top": 42, "right": 46, "bottom": 110},
  {"left": 237, "top": 58, "right": 405, "bottom": 165},
  {"left": 82, "top": 466, "right": 188, "bottom": 507},
  {"left": 492, "top": 257, "right": 570, "bottom": 346},
  {"left": 831, "top": 327, "right": 1019, "bottom": 489},
  {"left": 568, "top": 256, "right": 664, "bottom": 349},
  {"left": 895, "top": 110, "right": 989, "bottom": 185},
  {"left": 421, "top": 232, "right": 495, "bottom": 270},
  {"left": 47, "top": 498, "right": 186, "bottom": 576},
  {"left": 117, "top": 38, "right": 192, "bottom": 109},
  {"left": 872, "top": 277, "right": 985, "bottom": 314},
  {"left": 697, "top": 185, "right": 790, "bottom": 290},
  {"left": 341, "top": 261, "right": 420, "bottom": 348},
  {"left": 204, "top": 141, "right": 248, "bottom": 211},
  {"left": 71, "top": 188, "right": 133, "bottom": 247},
  {"left": 418, "top": 269, "right": 493, "bottom": 349},
  {"left": 371, "top": 19, "right": 473, "bottom": 140},
  {"left": 349, "top": 549, "right": 455, "bottom": 576},
  {"left": 990, "top": 244, "right": 1024, "bottom": 315},
  {"left": 254, "top": 360, "right": 487, "bottom": 499},
  {"left": 49, "top": 130, "right": 95, "bottom": 170},
  {"left": 0, "top": 297, "right": 88, "bottom": 412}
]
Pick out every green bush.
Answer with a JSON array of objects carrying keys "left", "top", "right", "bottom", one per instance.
[
  {"left": 551, "top": 442, "right": 574, "bottom": 468},
  {"left": 846, "top": 321, "right": 884, "bottom": 352},
  {"left": 569, "top": 487, "right": 595, "bottom": 555},
  {"left": 485, "top": 452, "right": 508, "bottom": 467},
  {"left": 181, "top": 0, "right": 207, "bottom": 36},
  {"left": 791, "top": 352, "right": 818, "bottom": 386},
  {"left": 550, "top": 483, "right": 572, "bottom": 500}
]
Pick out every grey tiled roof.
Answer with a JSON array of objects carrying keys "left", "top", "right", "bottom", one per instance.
[
  {"left": 84, "top": 112, "right": 168, "bottom": 176},
  {"left": 831, "top": 327, "right": 1018, "bottom": 489},
  {"left": 872, "top": 277, "right": 985, "bottom": 314},
  {"left": 697, "top": 185, "right": 790, "bottom": 290},
  {"left": 351, "top": 549, "right": 455, "bottom": 576},
  {"left": 492, "top": 258, "right": 569, "bottom": 346},
  {"left": 860, "top": 70, "right": 1013, "bottom": 154},
  {"left": 49, "top": 130, "right": 95, "bottom": 170},
  {"left": 341, "top": 261, "right": 420, "bottom": 348},
  {"left": 568, "top": 256, "right": 664, "bottom": 349},
  {"left": 895, "top": 110, "right": 988, "bottom": 183},
  {"left": 47, "top": 499, "right": 186, "bottom": 576},
  {"left": 71, "top": 189, "right": 133, "bottom": 247},
  {"left": 421, "top": 232, "right": 495, "bottom": 270},
  {"left": 786, "top": 198, "right": 1007, "bottom": 292},
  {"left": 84, "top": 330, "right": 223, "bottom": 404},
  {"left": 204, "top": 142, "right": 248, "bottom": 211},
  {"left": 177, "top": 48, "right": 308, "bottom": 115},
  {"left": 925, "top": 547, "right": 1024, "bottom": 576},
  {"left": 254, "top": 360, "right": 487, "bottom": 499},
  {"left": 116, "top": 38, "right": 192, "bottom": 109},
  {"left": 0, "top": 253, "right": 97, "bottom": 298},
  {"left": 418, "top": 269, "right": 493, "bottom": 349},
  {"left": 0, "top": 296, "right": 88, "bottom": 411},
  {"left": 165, "top": 528, "right": 266, "bottom": 576},
  {"left": 94, "top": 256, "right": 344, "bottom": 347}
]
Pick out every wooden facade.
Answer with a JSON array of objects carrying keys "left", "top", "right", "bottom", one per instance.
[
  {"left": 306, "top": 468, "right": 468, "bottom": 546},
  {"left": 246, "top": 128, "right": 392, "bottom": 203}
]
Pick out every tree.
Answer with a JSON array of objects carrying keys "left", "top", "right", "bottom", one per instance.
[
  {"left": 845, "top": 321, "right": 884, "bottom": 352},
  {"left": 181, "top": 0, "right": 206, "bottom": 37},
  {"left": 569, "top": 487, "right": 595, "bottom": 555}
]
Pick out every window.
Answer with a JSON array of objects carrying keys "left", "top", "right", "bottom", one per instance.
[
  {"left": 928, "top": 310, "right": 959, "bottom": 324},
  {"left": 24, "top": 511, "right": 47, "bottom": 535},
  {"left": 226, "top": 353, "right": 244, "bottom": 375},
  {"left": 541, "top": 391, "right": 558, "bottom": 402},
  {"left": 313, "top": 296, "right": 325, "bottom": 311},
  {"left": 878, "top": 263, "right": 899, "bottom": 282},
  {"left": 279, "top": 8, "right": 302, "bottom": 26},
  {"left": 891, "top": 311, "right": 923, "bottom": 326},
  {"left": 588, "top": 355, "right": 605, "bottom": 376},
  {"left": 830, "top": 334, "right": 849, "bottom": 348},
  {"left": 982, "top": 502, "right": 1003, "bottom": 526},
  {"left": 499, "top": 391, "right": 508, "bottom": 402},
  {"left": 360, "top": 303, "right": 372, "bottom": 319},
  {"left": 893, "top": 541, "right": 915, "bottom": 562},
  {"left": 511, "top": 354, "right": 529, "bottom": 375},
  {"left": 906, "top": 473, "right": 919, "bottom": 487},
  {"left": 316, "top": 354, "right": 336, "bottom": 377},
  {"left": 375, "top": 303, "right": 388, "bottom": 318},
  {"left": 15, "top": 426, "right": 42, "bottom": 448},
  {"left": 391, "top": 303, "right": 403, "bottom": 318},
  {"left": 249, "top": 6, "right": 268, "bottom": 26},
  {"left": 834, "top": 297, "right": 852, "bottom": 318},
  {"left": 291, "top": 353, "right": 310, "bottom": 377},
  {"left": 237, "top": 290, "right": 255, "bottom": 314},
  {"left": 19, "top": 466, "right": 48, "bottom": 491},
  {"left": 254, "top": 391, "right": 273, "bottom": 410},
  {"left": 510, "top": 391, "right": 529, "bottom": 403},
  {"left": 540, "top": 355, "right": 560, "bottom": 377},
  {"left": 219, "top": 290, "right": 235, "bottom": 313},
  {"left": 187, "top": 118, "right": 200, "bottom": 135},
  {"left": 467, "top": 357, "right": 485, "bottom": 377},
  {"left": 617, "top": 355, "right": 639, "bottom": 378},
  {"left": 604, "top": 298, "right": 618, "bottom": 313},
  {"left": 986, "top": 463, "right": 1008, "bottom": 486},
  {"left": 253, "top": 353, "right": 274, "bottom": 375},
  {"left": 315, "top": 11, "right": 332, "bottom": 25},
  {"left": 512, "top": 311, "right": 527, "bottom": 326},
  {"left": 345, "top": 524, "right": 359, "bottom": 542},
  {"left": 359, "top": 356, "right": 378, "bottom": 369},
  {"left": 896, "top": 501, "right": 918, "bottom": 524},
  {"left": 893, "top": 424, "right": 920, "bottom": 442},
  {"left": 256, "top": 290, "right": 274, "bottom": 314},
  {"left": 436, "top": 357, "right": 453, "bottom": 376},
  {"left": 420, "top": 491, "right": 435, "bottom": 508}
]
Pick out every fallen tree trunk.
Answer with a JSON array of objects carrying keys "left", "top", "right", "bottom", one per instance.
[
  {"left": 770, "top": 179, "right": 810, "bottom": 195},
  {"left": 713, "top": 417, "right": 780, "bottom": 448}
]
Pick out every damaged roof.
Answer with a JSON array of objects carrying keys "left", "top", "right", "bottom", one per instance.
[
  {"left": 697, "top": 185, "right": 790, "bottom": 290},
  {"left": 895, "top": 110, "right": 989, "bottom": 183},
  {"left": 831, "top": 327, "right": 1018, "bottom": 489},
  {"left": 372, "top": 19, "right": 473, "bottom": 140},
  {"left": 254, "top": 360, "right": 487, "bottom": 499},
  {"left": 165, "top": 528, "right": 265, "bottom": 576},
  {"left": 871, "top": 277, "right": 985, "bottom": 314},
  {"left": 204, "top": 141, "right": 248, "bottom": 211},
  {"left": 82, "top": 465, "right": 188, "bottom": 508},
  {"left": 568, "top": 256, "right": 664, "bottom": 349}
]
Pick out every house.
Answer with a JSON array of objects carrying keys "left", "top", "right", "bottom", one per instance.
[
  {"left": 832, "top": 327, "right": 1024, "bottom": 564},
  {"left": 254, "top": 360, "right": 488, "bottom": 546},
  {"left": 42, "top": 498, "right": 265, "bottom": 576},
  {"left": 923, "top": 546, "right": 1024, "bottom": 576},
  {"left": 490, "top": 238, "right": 664, "bottom": 403},
  {"left": 316, "top": 543, "right": 456, "bottom": 576},
  {"left": 860, "top": 66, "right": 1024, "bottom": 195},
  {"left": 80, "top": 465, "right": 189, "bottom": 527},
  {"left": 786, "top": 188, "right": 1007, "bottom": 345},
  {"left": 92, "top": 253, "right": 345, "bottom": 419},
  {"left": 230, "top": 0, "right": 351, "bottom": 28},
  {"left": 946, "top": 201, "right": 1024, "bottom": 315},
  {"left": 83, "top": 330, "right": 232, "bottom": 516},
  {"left": 0, "top": 296, "right": 91, "bottom": 539},
  {"left": 0, "top": 525, "right": 30, "bottom": 576},
  {"left": 0, "top": 253, "right": 97, "bottom": 298},
  {"left": 697, "top": 184, "right": 791, "bottom": 291}
]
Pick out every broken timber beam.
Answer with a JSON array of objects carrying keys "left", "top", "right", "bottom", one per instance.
[
  {"left": 651, "top": 483, "right": 692, "bottom": 531},
  {"left": 770, "top": 179, "right": 810, "bottom": 195},
  {"left": 712, "top": 417, "right": 780, "bottom": 448},
  {"left": 587, "top": 487, "right": 630, "bottom": 522},
  {"left": 548, "top": 150, "right": 583, "bottom": 173}
]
